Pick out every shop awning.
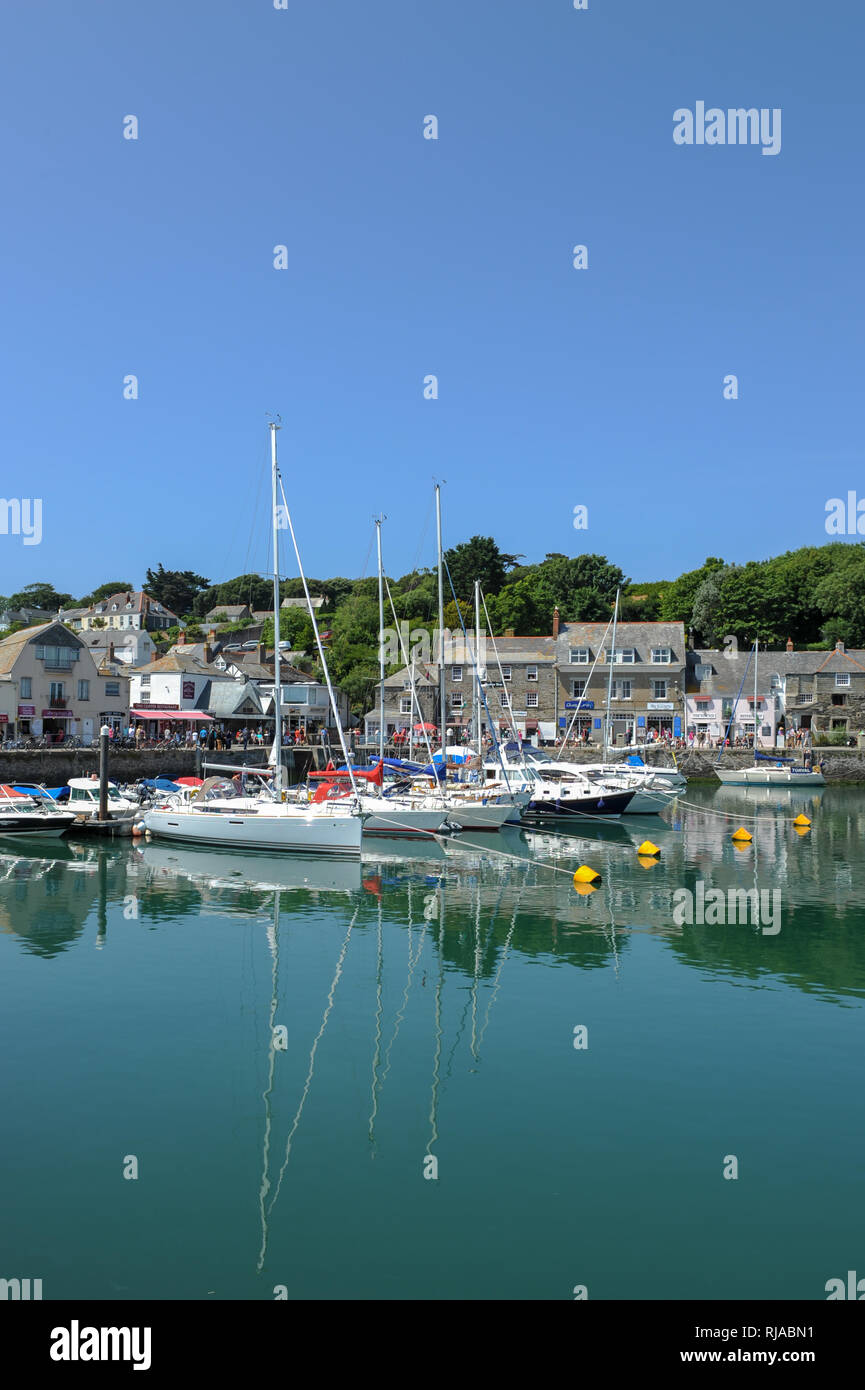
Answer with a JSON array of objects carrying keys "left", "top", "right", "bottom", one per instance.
[{"left": 129, "top": 709, "right": 213, "bottom": 721}]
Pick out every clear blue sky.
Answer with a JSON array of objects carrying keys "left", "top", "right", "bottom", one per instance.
[{"left": 1, "top": 0, "right": 861, "bottom": 599}]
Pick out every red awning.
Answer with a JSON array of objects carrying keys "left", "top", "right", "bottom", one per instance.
[{"left": 129, "top": 710, "right": 214, "bottom": 721}]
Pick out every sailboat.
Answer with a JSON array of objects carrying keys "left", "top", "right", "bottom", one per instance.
[
  {"left": 142, "top": 423, "right": 364, "bottom": 855},
  {"left": 715, "top": 641, "right": 825, "bottom": 786}
]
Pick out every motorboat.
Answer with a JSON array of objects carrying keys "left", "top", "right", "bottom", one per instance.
[
  {"left": 0, "top": 784, "right": 77, "bottom": 838},
  {"left": 67, "top": 777, "right": 140, "bottom": 816}
]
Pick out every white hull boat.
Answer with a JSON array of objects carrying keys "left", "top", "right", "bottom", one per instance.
[
  {"left": 142, "top": 802, "right": 363, "bottom": 856},
  {"left": 716, "top": 765, "right": 825, "bottom": 787}
]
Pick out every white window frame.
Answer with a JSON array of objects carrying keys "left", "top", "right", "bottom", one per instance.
[
  {"left": 835, "top": 673, "right": 851, "bottom": 687},
  {"left": 569, "top": 648, "right": 590, "bottom": 664},
  {"left": 451, "top": 666, "right": 462, "bottom": 682},
  {"left": 450, "top": 693, "right": 464, "bottom": 709},
  {"left": 651, "top": 647, "right": 671, "bottom": 664},
  {"left": 572, "top": 679, "right": 587, "bottom": 698},
  {"left": 526, "top": 691, "right": 538, "bottom": 708},
  {"left": 652, "top": 680, "right": 668, "bottom": 700},
  {"left": 500, "top": 693, "right": 511, "bottom": 709},
  {"left": 502, "top": 665, "right": 512, "bottom": 681},
  {"left": 526, "top": 666, "right": 538, "bottom": 681},
  {"left": 399, "top": 696, "right": 412, "bottom": 715},
  {"left": 612, "top": 679, "right": 632, "bottom": 700}
]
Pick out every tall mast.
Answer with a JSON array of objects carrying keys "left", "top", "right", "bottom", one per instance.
[
  {"left": 474, "top": 579, "right": 482, "bottom": 760},
  {"left": 604, "top": 588, "right": 620, "bottom": 758},
  {"left": 375, "top": 514, "right": 386, "bottom": 768},
  {"left": 269, "top": 421, "right": 283, "bottom": 795},
  {"left": 754, "top": 638, "right": 759, "bottom": 757},
  {"left": 435, "top": 483, "right": 446, "bottom": 746}
]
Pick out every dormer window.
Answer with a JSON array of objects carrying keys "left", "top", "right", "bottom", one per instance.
[{"left": 569, "top": 647, "right": 590, "bottom": 664}]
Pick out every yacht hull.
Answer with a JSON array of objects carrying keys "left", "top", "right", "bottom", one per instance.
[{"left": 142, "top": 806, "right": 363, "bottom": 856}]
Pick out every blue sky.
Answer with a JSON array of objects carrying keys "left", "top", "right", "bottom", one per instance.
[{"left": 1, "top": 0, "right": 862, "bottom": 599}]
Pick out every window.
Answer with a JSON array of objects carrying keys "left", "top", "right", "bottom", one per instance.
[
  {"left": 799, "top": 692, "right": 814, "bottom": 703},
  {"left": 35, "top": 643, "right": 77, "bottom": 669},
  {"left": 569, "top": 648, "right": 590, "bottom": 664},
  {"left": 526, "top": 666, "right": 537, "bottom": 681},
  {"left": 500, "top": 693, "right": 510, "bottom": 708},
  {"left": 572, "top": 679, "right": 587, "bottom": 698},
  {"left": 502, "top": 666, "right": 512, "bottom": 681},
  {"left": 20, "top": 677, "right": 31, "bottom": 698},
  {"left": 451, "top": 666, "right": 462, "bottom": 682},
  {"left": 652, "top": 680, "right": 668, "bottom": 700},
  {"left": 450, "top": 693, "right": 464, "bottom": 709},
  {"left": 141, "top": 674, "right": 151, "bottom": 686},
  {"left": 399, "top": 696, "right": 412, "bottom": 714},
  {"left": 611, "top": 648, "right": 636, "bottom": 664},
  {"left": 77, "top": 680, "right": 90, "bottom": 701},
  {"left": 651, "top": 647, "right": 671, "bottom": 664},
  {"left": 836, "top": 673, "right": 851, "bottom": 687},
  {"left": 612, "top": 679, "right": 632, "bottom": 700},
  {"left": 49, "top": 682, "right": 65, "bottom": 702},
  {"left": 105, "top": 682, "right": 120, "bottom": 697},
  {"left": 402, "top": 679, "right": 412, "bottom": 689},
  {"left": 526, "top": 691, "right": 538, "bottom": 708}
]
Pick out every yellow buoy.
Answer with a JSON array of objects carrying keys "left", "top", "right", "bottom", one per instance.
[
  {"left": 637, "top": 854, "right": 659, "bottom": 870},
  {"left": 573, "top": 880, "right": 599, "bottom": 896},
  {"left": 793, "top": 814, "right": 811, "bottom": 827},
  {"left": 637, "top": 840, "right": 661, "bottom": 857},
  {"left": 573, "top": 865, "right": 601, "bottom": 886},
  {"left": 731, "top": 827, "right": 752, "bottom": 842},
  {"left": 794, "top": 824, "right": 811, "bottom": 837},
  {"left": 732, "top": 839, "right": 751, "bottom": 853}
]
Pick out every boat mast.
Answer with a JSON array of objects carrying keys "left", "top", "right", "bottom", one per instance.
[
  {"left": 474, "top": 579, "right": 482, "bottom": 761},
  {"left": 375, "top": 515, "right": 386, "bottom": 769},
  {"left": 435, "top": 483, "right": 446, "bottom": 747},
  {"left": 269, "top": 421, "right": 283, "bottom": 797},
  {"left": 754, "top": 638, "right": 759, "bottom": 757},
  {"left": 604, "top": 588, "right": 620, "bottom": 758}
]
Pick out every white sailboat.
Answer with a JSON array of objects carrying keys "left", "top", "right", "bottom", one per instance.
[
  {"left": 143, "top": 422, "right": 364, "bottom": 856},
  {"left": 715, "top": 641, "right": 825, "bottom": 786}
]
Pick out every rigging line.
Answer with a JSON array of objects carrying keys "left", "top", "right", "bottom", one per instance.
[
  {"left": 380, "top": 899, "right": 428, "bottom": 1090},
  {"left": 367, "top": 898, "right": 385, "bottom": 1149},
  {"left": 266, "top": 903, "right": 360, "bottom": 1217},
  {"left": 383, "top": 571, "right": 445, "bottom": 805},
  {"left": 256, "top": 888, "right": 282, "bottom": 1272},
  {"left": 477, "top": 886, "right": 522, "bottom": 1049},
  {"left": 672, "top": 795, "right": 816, "bottom": 825},
  {"left": 427, "top": 913, "right": 445, "bottom": 1157},
  {"left": 470, "top": 877, "right": 483, "bottom": 1061}
]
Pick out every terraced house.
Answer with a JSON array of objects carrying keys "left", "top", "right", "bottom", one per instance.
[
  {"left": 556, "top": 620, "right": 687, "bottom": 744},
  {"left": 778, "top": 641, "right": 865, "bottom": 739},
  {"left": 0, "top": 622, "right": 129, "bottom": 742}
]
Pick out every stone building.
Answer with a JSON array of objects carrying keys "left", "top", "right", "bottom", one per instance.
[{"left": 557, "top": 621, "right": 687, "bottom": 744}]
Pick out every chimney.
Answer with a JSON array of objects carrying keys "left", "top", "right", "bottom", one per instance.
[
  {"left": 836, "top": 640, "right": 845, "bottom": 653},
  {"left": 786, "top": 637, "right": 793, "bottom": 652},
  {"left": 552, "top": 606, "right": 560, "bottom": 639},
  {"left": 258, "top": 644, "right": 267, "bottom": 664},
  {"left": 177, "top": 629, "right": 185, "bottom": 645},
  {"left": 108, "top": 642, "right": 115, "bottom": 663},
  {"left": 504, "top": 628, "right": 515, "bottom": 638},
  {"left": 203, "top": 643, "right": 212, "bottom": 663},
  {"left": 208, "top": 628, "right": 216, "bottom": 643}
]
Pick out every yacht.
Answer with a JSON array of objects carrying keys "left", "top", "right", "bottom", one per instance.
[{"left": 0, "top": 785, "right": 77, "bottom": 838}]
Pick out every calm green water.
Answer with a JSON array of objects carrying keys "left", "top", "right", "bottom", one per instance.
[{"left": 1, "top": 785, "right": 863, "bottom": 1300}]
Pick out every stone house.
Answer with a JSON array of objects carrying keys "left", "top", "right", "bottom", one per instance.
[
  {"left": 80, "top": 590, "right": 179, "bottom": 634},
  {"left": 557, "top": 621, "right": 687, "bottom": 744}
]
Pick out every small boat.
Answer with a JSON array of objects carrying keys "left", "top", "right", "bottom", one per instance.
[
  {"left": 66, "top": 777, "right": 140, "bottom": 815},
  {"left": 714, "top": 642, "right": 826, "bottom": 786},
  {"left": 0, "top": 785, "right": 77, "bottom": 838}
]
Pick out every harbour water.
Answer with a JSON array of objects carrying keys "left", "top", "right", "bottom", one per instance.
[{"left": 1, "top": 785, "right": 863, "bottom": 1300}]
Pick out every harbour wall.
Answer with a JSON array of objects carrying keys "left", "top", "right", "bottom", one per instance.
[{"left": 2, "top": 746, "right": 865, "bottom": 783}]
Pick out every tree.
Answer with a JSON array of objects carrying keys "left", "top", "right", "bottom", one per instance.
[
  {"left": 442, "top": 536, "right": 521, "bottom": 602},
  {"left": 194, "top": 573, "right": 269, "bottom": 618},
  {"left": 659, "top": 558, "right": 726, "bottom": 626},
  {"left": 78, "top": 581, "right": 133, "bottom": 606},
  {"left": 7, "top": 582, "right": 75, "bottom": 611},
  {"left": 814, "top": 543, "right": 865, "bottom": 647},
  {"left": 144, "top": 565, "right": 210, "bottom": 618}
]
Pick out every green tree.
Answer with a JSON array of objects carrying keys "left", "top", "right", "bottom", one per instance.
[
  {"left": 78, "top": 581, "right": 134, "bottom": 606},
  {"left": 659, "top": 558, "right": 726, "bottom": 627},
  {"left": 144, "top": 565, "right": 210, "bottom": 617},
  {"left": 443, "top": 536, "right": 521, "bottom": 602},
  {"left": 8, "top": 582, "right": 75, "bottom": 611}
]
